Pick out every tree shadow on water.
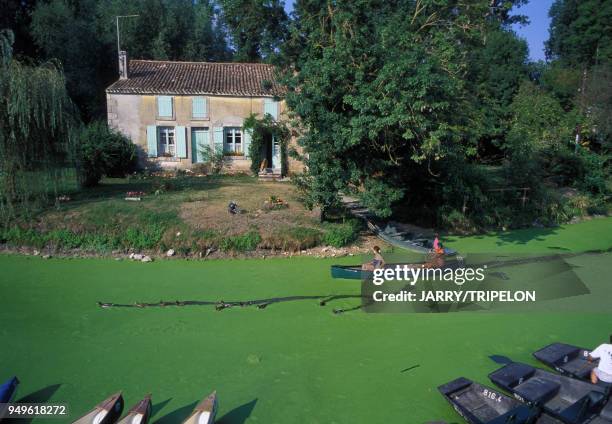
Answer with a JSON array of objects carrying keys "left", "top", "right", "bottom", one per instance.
[
  {"left": 217, "top": 399, "right": 258, "bottom": 424},
  {"left": 494, "top": 226, "right": 559, "bottom": 247},
  {"left": 154, "top": 401, "right": 196, "bottom": 423}
]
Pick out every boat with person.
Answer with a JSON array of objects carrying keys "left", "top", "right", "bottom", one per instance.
[
  {"left": 438, "top": 377, "right": 562, "bottom": 423},
  {"left": 117, "top": 394, "right": 152, "bottom": 424},
  {"left": 72, "top": 392, "right": 124, "bottom": 424},
  {"left": 182, "top": 391, "right": 217, "bottom": 424},
  {"left": 489, "top": 362, "right": 608, "bottom": 424},
  {"left": 367, "top": 221, "right": 457, "bottom": 256}
]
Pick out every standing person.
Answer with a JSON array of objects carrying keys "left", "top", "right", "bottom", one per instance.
[
  {"left": 362, "top": 246, "right": 385, "bottom": 271},
  {"left": 433, "top": 233, "right": 444, "bottom": 255},
  {"left": 588, "top": 339, "right": 612, "bottom": 385}
]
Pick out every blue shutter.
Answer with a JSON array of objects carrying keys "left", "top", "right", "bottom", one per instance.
[
  {"left": 175, "top": 126, "right": 186, "bottom": 158},
  {"left": 243, "top": 128, "right": 252, "bottom": 158},
  {"left": 157, "top": 96, "right": 173, "bottom": 118},
  {"left": 192, "top": 97, "right": 207, "bottom": 118},
  {"left": 146, "top": 125, "right": 157, "bottom": 157},
  {"left": 264, "top": 99, "right": 278, "bottom": 120},
  {"left": 213, "top": 127, "right": 224, "bottom": 153}
]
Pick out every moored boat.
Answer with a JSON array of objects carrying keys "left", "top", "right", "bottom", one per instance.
[
  {"left": 182, "top": 391, "right": 217, "bottom": 424},
  {"left": 72, "top": 392, "right": 124, "bottom": 424},
  {"left": 0, "top": 376, "right": 19, "bottom": 420},
  {"left": 117, "top": 394, "right": 152, "bottom": 424},
  {"left": 533, "top": 343, "right": 597, "bottom": 381},
  {"left": 0, "top": 376, "right": 19, "bottom": 404},
  {"left": 368, "top": 221, "right": 457, "bottom": 256},
  {"left": 489, "top": 362, "right": 607, "bottom": 424},
  {"left": 438, "top": 377, "right": 562, "bottom": 423}
]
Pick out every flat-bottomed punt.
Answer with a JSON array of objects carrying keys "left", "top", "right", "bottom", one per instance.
[
  {"left": 489, "top": 362, "right": 608, "bottom": 424},
  {"left": 182, "top": 391, "right": 217, "bottom": 424},
  {"left": 72, "top": 392, "right": 124, "bottom": 424},
  {"left": 438, "top": 377, "right": 562, "bottom": 423}
]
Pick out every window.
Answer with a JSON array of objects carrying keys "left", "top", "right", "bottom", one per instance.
[
  {"left": 158, "top": 127, "right": 175, "bottom": 156},
  {"left": 192, "top": 97, "right": 208, "bottom": 119},
  {"left": 224, "top": 128, "right": 242, "bottom": 154},
  {"left": 157, "top": 96, "right": 173, "bottom": 118}
]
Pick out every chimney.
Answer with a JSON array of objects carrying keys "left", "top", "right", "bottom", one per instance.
[{"left": 118, "top": 50, "right": 128, "bottom": 80}]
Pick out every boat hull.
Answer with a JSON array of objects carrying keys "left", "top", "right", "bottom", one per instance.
[
  {"left": 438, "top": 377, "right": 561, "bottom": 424},
  {"left": 117, "top": 395, "right": 151, "bottom": 424},
  {"left": 489, "top": 362, "right": 607, "bottom": 424},
  {"left": 72, "top": 392, "right": 124, "bottom": 424},
  {"left": 183, "top": 391, "right": 217, "bottom": 424}
]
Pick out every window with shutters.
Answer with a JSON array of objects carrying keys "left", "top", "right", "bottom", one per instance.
[
  {"left": 157, "top": 96, "right": 174, "bottom": 119},
  {"left": 158, "top": 127, "right": 175, "bottom": 156},
  {"left": 224, "top": 128, "right": 242, "bottom": 155},
  {"left": 192, "top": 97, "right": 208, "bottom": 119}
]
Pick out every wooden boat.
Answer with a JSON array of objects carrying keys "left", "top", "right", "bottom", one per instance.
[
  {"left": 0, "top": 376, "right": 19, "bottom": 420},
  {"left": 0, "top": 376, "right": 19, "bottom": 403},
  {"left": 533, "top": 343, "right": 598, "bottom": 382},
  {"left": 438, "top": 377, "right": 562, "bottom": 423},
  {"left": 72, "top": 392, "right": 124, "bottom": 424},
  {"left": 182, "top": 391, "right": 217, "bottom": 424},
  {"left": 489, "top": 362, "right": 607, "bottom": 424},
  {"left": 368, "top": 221, "right": 457, "bottom": 256},
  {"left": 117, "top": 395, "right": 152, "bottom": 424},
  {"left": 331, "top": 256, "right": 454, "bottom": 280}
]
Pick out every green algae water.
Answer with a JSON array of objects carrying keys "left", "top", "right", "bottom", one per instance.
[{"left": 1, "top": 218, "right": 611, "bottom": 423}]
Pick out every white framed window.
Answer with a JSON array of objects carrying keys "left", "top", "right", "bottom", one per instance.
[
  {"left": 224, "top": 127, "right": 242, "bottom": 154},
  {"left": 158, "top": 126, "right": 175, "bottom": 156}
]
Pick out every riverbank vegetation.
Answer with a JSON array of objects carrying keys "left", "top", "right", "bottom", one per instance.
[{"left": 0, "top": 175, "right": 363, "bottom": 256}]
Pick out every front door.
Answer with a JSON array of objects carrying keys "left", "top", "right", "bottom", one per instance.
[
  {"left": 191, "top": 127, "right": 209, "bottom": 163},
  {"left": 271, "top": 135, "right": 281, "bottom": 170}
]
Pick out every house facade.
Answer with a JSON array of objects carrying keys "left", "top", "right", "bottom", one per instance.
[{"left": 106, "top": 52, "right": 300, "bottom": 175}]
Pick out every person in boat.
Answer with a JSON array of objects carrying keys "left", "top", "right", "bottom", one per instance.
[
  {"left": 362, "top": 245, "right": 385, "bottom": 271},
  {"left": 432, "top": 233, "right": 444, "bottom": 255},
  {"left": 588, "top": 339, "right": 612, "bottom": 385}
]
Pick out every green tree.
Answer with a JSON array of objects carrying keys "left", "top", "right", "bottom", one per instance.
[
  {"left": 219, "top": 0, "right": 288, "bottom": 62},
  {"left": 0, "top": 29, "right": 77, "bottom": 222},
  {"left": 282, "top": 0, "right": 496, "bottom": 219},
  {"left": 546, "top": 0, "right": 612, "bottom": 67}
]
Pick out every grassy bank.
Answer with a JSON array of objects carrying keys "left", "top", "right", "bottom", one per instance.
[
  {"left": 0, "top": 175, "right": 360, "bottom": 256},
  {"left": 0, "top": 219, "right": 611, "bottom": 423}
]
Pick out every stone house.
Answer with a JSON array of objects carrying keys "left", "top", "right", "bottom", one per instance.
[{"left": 106, "top": 51, "right": 299, "bottom": 175}]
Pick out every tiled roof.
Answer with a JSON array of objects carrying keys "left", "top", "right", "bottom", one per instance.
[{"left": 106, "top": 60, "right": 284, "bottom": 97}]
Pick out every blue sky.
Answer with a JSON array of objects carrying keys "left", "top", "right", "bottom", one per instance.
[{"left": 283, "top": 1, "right": 554, "bottom": 62}]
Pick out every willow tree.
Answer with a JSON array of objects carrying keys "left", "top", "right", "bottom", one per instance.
[{"left": 0, "top": 29, "right": 77, "bottom": 224}]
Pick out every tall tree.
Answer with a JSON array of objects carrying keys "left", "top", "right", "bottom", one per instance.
[
  {"left": 219, "top": 0, "right": 288, "bottom": 62},
  {"left": 0, "top": 30, "right": 77, "bottom": 222},
  {"left": 282, "top": 0, "right": 498, "bottom": 218},
  {"left": 546, "top": 0, "right": 612, "bottom": 67}
]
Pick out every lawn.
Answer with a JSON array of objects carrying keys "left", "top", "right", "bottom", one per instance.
[
  {"left": 4, "top": 175, "right": 358, "bottom": 255},
  {"left": 0, "top": 217, "right": 611, "bottom": 423}
]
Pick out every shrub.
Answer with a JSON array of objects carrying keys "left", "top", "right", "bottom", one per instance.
[
  {"left": 322, "top": 220, "right": 360, "bottom": 247},
  {"left": 75, "top": 122, "right": 137, "bottom": 187},
  {"left": 198, "top": 145, "right": 225, "bottom": 175},
  {"left": 262, "top": 226, "right": 321, "bottom": 251},
  {"left": 219, "top": 230, "right": 261, "bottom": 252}
]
